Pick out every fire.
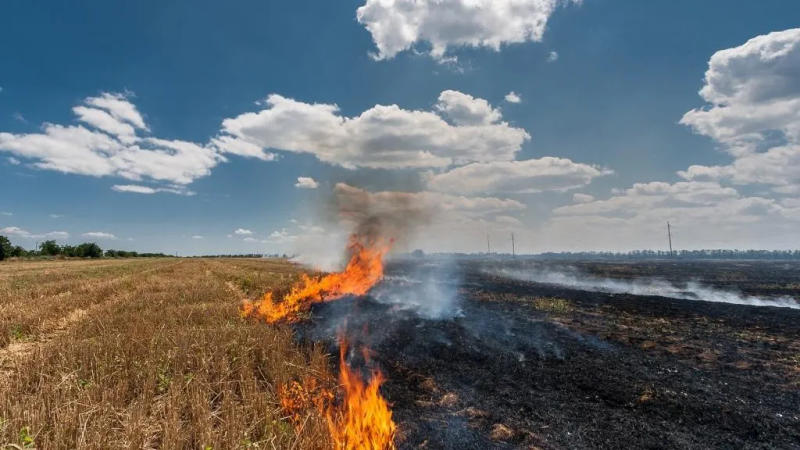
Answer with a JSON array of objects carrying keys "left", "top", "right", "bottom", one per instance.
[
  {"left": 242, "top": 234, "right": 391, "bottom": 323},
  {"left": 252, "top": 233, "right": 396, "bottom": 448},
  {"left": 325, "top": 340, "right": 397, "bottom": 450},
  {"left": 279, "top": 340, "right": 396, "bottom": 450}
]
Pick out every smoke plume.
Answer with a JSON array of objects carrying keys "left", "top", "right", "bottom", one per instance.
[{"left": 489, "top": 266, "right": 800, "bottom": 309}]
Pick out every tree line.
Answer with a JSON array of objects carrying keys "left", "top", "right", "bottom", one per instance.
[
  {"left": 0, "top": 236, "right": 170, "bottom": 260},
  {"left": 535, "top": 249, "right": 800, "bottom": 260}
]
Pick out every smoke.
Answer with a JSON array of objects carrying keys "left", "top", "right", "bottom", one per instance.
[
  {"left": 370, "top": 258, "right": 463, "bottom": 320},
  {"left": 333, "top": 183, "right": 434, "bottom": 247},
  {"left": 289, "top": 183, "right": 434, "bottom": 270},
  {"left": 489, "top": 265, "right": 800, "bottom": 309}
]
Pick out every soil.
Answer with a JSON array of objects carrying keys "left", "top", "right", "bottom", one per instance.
[{"left": 298, "top": 259, "right": 800, "bottom": 449}]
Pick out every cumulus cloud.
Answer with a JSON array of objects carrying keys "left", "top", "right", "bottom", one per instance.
[
  {"left": 425, "top": 157, "right": 611, "bottom": 194},
  {"left": 0, "top": 92, "right": 224, "bottom": 190},
  {"left": 0, "top": 226, "right": 69, "bottom": 240},
  {"left": 680, "top": 28, "right": 800, "bottom": 150},
  {"left": 435, "top": 90, "right": 501, "bottom": 125},
  {"left": 504, "top": 92, "right": 521, "bottom": 103},
  {"left": 191, "top": 235, "right": 204, "bottom": 240},
  {"left": 234, "top": 228, "right": 253, "bottom": 235},
  {"left": 215, "top": 91, "right": 529, "bottom": 169},
  {"left": 82, "top": 231, "right": 117, "bottom": 240},
  {"left": 547, "top": 50, "right": 559, "bottom": 62},
  {"left": 356, "top": 0, "right": 579, "bottom": 60},
  {"left": 678, "top": 28, "right": 800, "bottom": 195},
  {"left": 539, "top": 181, "right": 799, "bottom": 251},
  {"left": 111, "top": 184, "right": 195, "bottom": 195},
  {"left": 295, "top": 176, "right": 319, "bottom": 189},
  {"left": 265, "top": 229, "right": 297, "bottom": 244},
  {"left": 572, "top": 193, "right": 594, "bottom": 203},
  {"left": 678, "top": 144, "right": 800, "bottom": 193}
]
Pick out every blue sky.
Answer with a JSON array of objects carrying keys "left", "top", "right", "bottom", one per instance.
[{"left": 2, "top": 0, "right": 800, "bottom": 255}]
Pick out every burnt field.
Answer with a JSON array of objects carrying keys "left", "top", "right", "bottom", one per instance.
[{"left": 298, "top": 258, "right": 800, "bottom": 449}]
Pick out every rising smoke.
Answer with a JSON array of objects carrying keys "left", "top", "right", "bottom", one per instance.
[{"left": 489, "top": 265, "right": 800, "bottom": 309}]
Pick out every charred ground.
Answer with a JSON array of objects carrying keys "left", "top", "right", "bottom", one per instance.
[{"left": 299, "top": 259, "right": 800, "bottom": 449}]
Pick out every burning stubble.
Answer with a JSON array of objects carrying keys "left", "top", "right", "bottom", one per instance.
[{"left": 241, "top": 183, "right": 433, "bottom": 449}]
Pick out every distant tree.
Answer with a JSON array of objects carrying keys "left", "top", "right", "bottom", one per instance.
[
  {"left": 61, "top": 245, "right": 77, "bottom": 257},
  {"left": 0, "top": 235, "right": 9, "bottom": 260},
  {"left": 104, "top": 249, "right": 118, "bottom": 258},
  {"left": 76, "top": 242, "right": 103, "bottom": 258},
  {"left": 11, "top": 246, "right": 26, "bottom": 257},
  {"left": 39, "top": 240, "right": 62, "bottom": 256}
]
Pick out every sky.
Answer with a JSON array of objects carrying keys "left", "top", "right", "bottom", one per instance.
[{"left": 1, "top": 0, "right": 800, "bottom": 257}]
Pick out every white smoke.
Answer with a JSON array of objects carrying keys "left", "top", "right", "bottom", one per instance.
[
  {"left": 490, "top": 266, "right": 800, "bottom": 309},
  {"left": 370, "top": 258, "right": 463, "bottom": 319}
]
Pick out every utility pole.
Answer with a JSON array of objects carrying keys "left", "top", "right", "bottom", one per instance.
[
  {"left": 511, "top": 232, "right": 515, "bottom": 257},
  {"left": 486, "top": 233, "right": 491, "bottom": 254},
  {"left": 667, "top": 222, "right": 673, "bottom": 257}
]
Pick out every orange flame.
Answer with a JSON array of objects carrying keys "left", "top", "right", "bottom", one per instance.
[
  {"left": 242, "top": 235, "right": 391, "bottom": 323},
  {"left": 278, "top": 341, "right": 397, "bottom": 449},
  {"left": 326, "top": 340, "right": 397, "bottom": 450}
]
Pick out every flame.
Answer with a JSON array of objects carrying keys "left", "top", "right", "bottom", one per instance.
[
  {"left": 278, "top": 340, "right": 397, "bottom": 449},
  {"left": 326, "top": 340, "right": 397, "bottom": 450},
  {"left": 242, "top": 234, "right": 391, "bottom": 323}
]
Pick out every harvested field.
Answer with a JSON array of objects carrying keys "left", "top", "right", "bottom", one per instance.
[{"left": 0, "top": 258, "right": 333, "bottom": 450}]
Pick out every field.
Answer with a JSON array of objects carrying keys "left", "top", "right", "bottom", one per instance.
[
  {"left": 0, "top": 258, "right": 333, "bottom": 449},
  {"left": 1, "top": 257, "right": 799, "bottom": 449}
]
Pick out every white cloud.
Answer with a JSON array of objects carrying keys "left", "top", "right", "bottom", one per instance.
[
  {"left": 6, "top": 157, "right": 20, "bottom": 165},
  {"left": 678, "top": 144, "right": 800, "bottom": 193},
  {"left": 191, "top": 235, "right": 204, "bottom": 240},
  {"left": 425, "top": 157, "right": 612, "bottom": 194},
  {"left": 295, "top": 176, "right": 319, "bottom": 189},
  {"left": 356, "top": 0, "right": 579, "bottom": 60},
  {"left": 0, "top": 92, "right": 224, "bottom": 188},
  {"left": 111, "top": 184, "right": 194, "bottom": 195},
  {"left": 243, "top": 236, "right": 259, "bottom": 243},
  {"left": 504, "top": 92, "right": 521, "bottom": 104},
  {"left": 85, "top": 92, "right": 148, "bottom": 131},
  {"left": 234, "top": 228, "right": 253, "bottom": 235},
  {"left": 49, "top": 214, "right": 63, "bottom": 218},
  {"left": 82, "top": 231, "right": 117, "bottom": 240},
  {"left": 547, "top": 50, "right": 559, "bottom": 62},
  {"left": 209, "top": 135, "right": 276, "bottom": 161},
  {"left": 678, "top": 28, "right": 800, "bottom": 195},
  {"left": 0, "top": 226, "right": 69, "bottom": 240},
  {"left": 12, "top": 113, "right": 26, "bottom": 123},
  {"left": 265, "top": 229, "right": 297, "bottom": 244},
  {"left": 435, "top": 90, "right": 501, "bottom": 125},
  {"left": 72, "top": 105, "right": 138, "bottom": 144},
  {"left": 572, "top": 193, "right": 594, "bottom": 203},
  {"left": 680, "top": 28, "right": 800, "bottom": 150},
  {"left": 216, "top": 91, "right": 529, "bottom": 169},
  {"left": 539, "top": 181, "right": 799, "bottom": 251},
  {"left": 0, "top": 211, "right": 12, "bottom": 216}
]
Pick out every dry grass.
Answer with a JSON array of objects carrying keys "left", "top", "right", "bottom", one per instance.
[{"left": 0, "top": 258, "right": 334, "bottom": 449}]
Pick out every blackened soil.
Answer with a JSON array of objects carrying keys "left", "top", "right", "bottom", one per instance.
[{"left": 297, "top": 261, "right": 800, "bottom": 449}]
